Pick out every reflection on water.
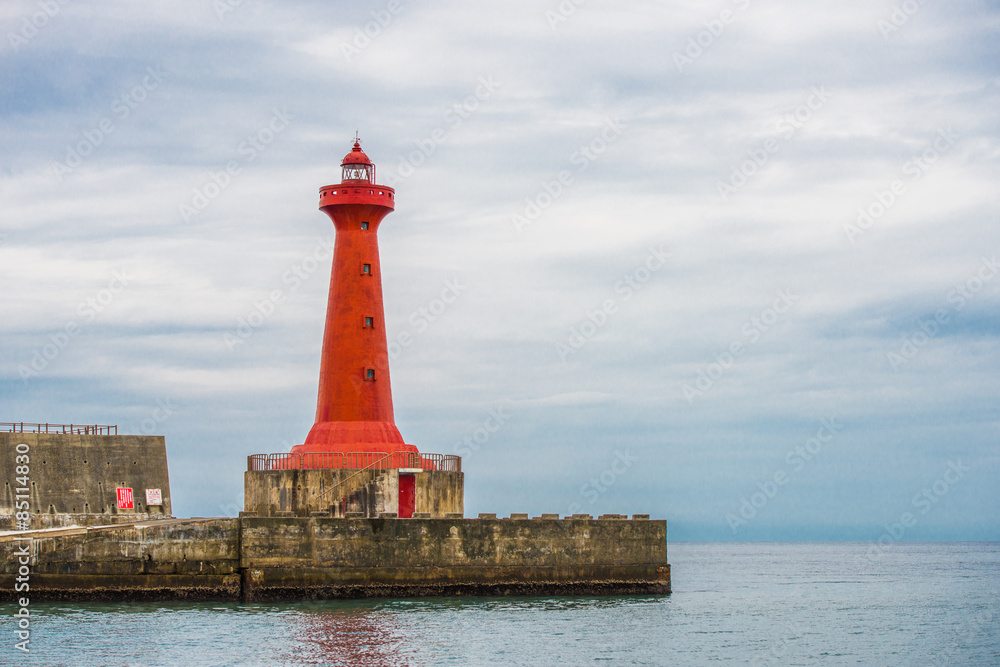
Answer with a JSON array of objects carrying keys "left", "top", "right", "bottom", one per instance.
[
  {"left": 275, "top": 596, "right": 669, "bottom": 665},
  {"left": 281, "top": 596, "right": 666, "bottom": 665},
  {"left": 287, "top": 601, "right": 407, "bottom": 666}
]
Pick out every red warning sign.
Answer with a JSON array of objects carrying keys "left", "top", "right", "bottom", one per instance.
[{"left": 116, "top": 487, "right": 134, "bottom": 510}]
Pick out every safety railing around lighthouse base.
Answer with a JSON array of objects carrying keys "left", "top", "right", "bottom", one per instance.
[{"left": 247, "top": 451, "right": 461, "bottom": 473}]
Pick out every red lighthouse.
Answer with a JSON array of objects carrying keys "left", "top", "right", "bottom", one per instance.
[{"left": 291, "top": 139, "right": 418, "bottom": 459}]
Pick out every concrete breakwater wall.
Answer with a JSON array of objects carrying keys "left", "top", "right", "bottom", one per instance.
[
  {"left": 0, "top": 518, "right": 240, "bottom": 601},
  {"left": 0, "top": 433, "right": 172, "bottom": 531},
  {"left": 0, "top": 516, "right": 670, "bottom": 601}
]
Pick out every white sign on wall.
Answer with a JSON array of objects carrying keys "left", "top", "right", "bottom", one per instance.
[{"left": 145, "top": 488, "right": 162, "bottom": 505}]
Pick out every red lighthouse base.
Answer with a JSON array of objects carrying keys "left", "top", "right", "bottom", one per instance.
[{"left": 292, "top": 421, "right": 419, "bottom": 456}]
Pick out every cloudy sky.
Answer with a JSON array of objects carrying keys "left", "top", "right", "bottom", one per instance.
[{"left": 2, "top": 0, "right": 997, "bottom": 541}]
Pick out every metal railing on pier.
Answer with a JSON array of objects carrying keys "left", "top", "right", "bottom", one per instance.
[{"left": 1, "top": 422, "right": 118, "bottom": 435}]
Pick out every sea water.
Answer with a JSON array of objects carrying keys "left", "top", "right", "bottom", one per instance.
[{"left": 2, "top": 542, "right": 997, "bottom": 665}]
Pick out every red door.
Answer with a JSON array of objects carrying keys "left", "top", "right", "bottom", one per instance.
[{"left": 398, "top": 474, "right": 415, "bottom": 518}]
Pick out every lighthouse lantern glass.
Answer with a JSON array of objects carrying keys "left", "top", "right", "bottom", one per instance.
[{"left": 342, "top": 163, "right": 373, "bottom": 183}]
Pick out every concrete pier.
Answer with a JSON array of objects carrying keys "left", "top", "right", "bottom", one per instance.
[{"left": 0, "top": 515, "right": 670, "bottom": 601}]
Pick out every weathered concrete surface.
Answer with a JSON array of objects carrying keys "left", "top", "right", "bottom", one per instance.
[
  {"left": 414, "top": 472, "right": 463, "bottom": 518},
  {"left": 0, "top": 433, "right": 172, "bottom": 530},
  {"left": 242, "top": 564, "right": 670, "bottom": 600},
  {"left": 241, "top": 517, "right": 665, "bottom": 568},
  {"left": 0, "top": 516, "right": 669, "bottom": 601},
  {"left": 0, "top": 518, "right": 239, "bottom": 601},
  {"left": 240, "top": 517, "right": 669, "bottom": 600},
  {"left": 7, "top": 513, "right": 162, "bottom": 531},
  {"left": 245, "top": 469, "right": 396, "bottom": 517},
  {"left": 245, "top": 469, "right": 463, "bottom": 518}
]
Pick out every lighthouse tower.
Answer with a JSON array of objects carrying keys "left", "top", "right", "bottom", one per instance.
[
  {"left": 291, "top": 139, "right": 418, "bottom": 458},
  {"left": 245, "top": 138, "right": 460, "bottom": 518}
]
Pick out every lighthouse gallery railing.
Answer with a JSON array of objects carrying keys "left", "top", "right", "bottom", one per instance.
[{"left": 247, "top": 451, "right": 460, "bottom": 473}]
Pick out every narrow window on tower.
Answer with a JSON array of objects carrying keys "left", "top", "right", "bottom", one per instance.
[
  {"left": 362, "top": 263, "right": 371, "bottom": 275},
  {"left": 361, "top": 221, "right": 369, "bottom": 230},
  {"left": 366, "top": 368, "right": 376, "bottom": 381},
  {"left": 364, "top": 316, "right": 374, "bottom": 328}
]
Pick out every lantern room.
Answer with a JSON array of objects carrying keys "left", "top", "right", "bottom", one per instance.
[{"left": 341, "top": 139, "right": 375, "bottom": 183}]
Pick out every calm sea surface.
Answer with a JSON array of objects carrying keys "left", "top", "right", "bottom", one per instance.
[{"left": 2, "top": 542, "right": 998, "bottom": 665}]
